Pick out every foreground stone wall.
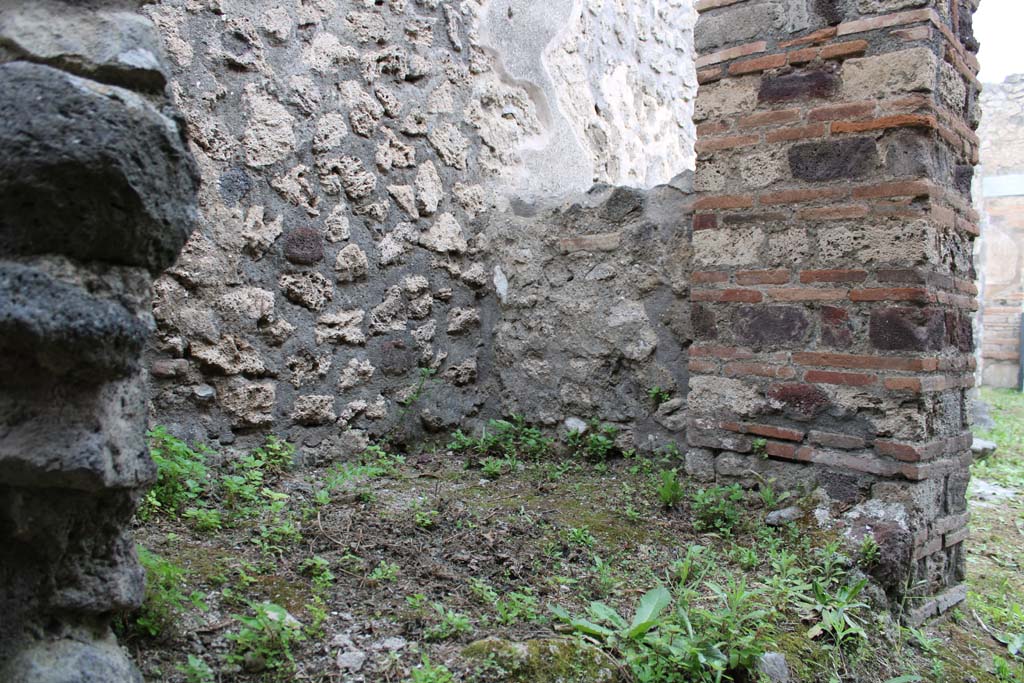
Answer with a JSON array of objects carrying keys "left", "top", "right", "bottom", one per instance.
[
  {"left": 688, "top": 0, "right": 980, "bottom": 621},
  {"left": 976, "top": 76, "right": 1024, "bottom": 388},
  {"left": 0, "top": 1, "right": 199, "bottom": 679},
  {"left": 144, "top": 0, "right": 698, "bottom": 458}
]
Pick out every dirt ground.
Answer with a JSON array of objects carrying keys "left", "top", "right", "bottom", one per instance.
[{"left": 126, "top": 404, "right": 1024, "bottom": 683}]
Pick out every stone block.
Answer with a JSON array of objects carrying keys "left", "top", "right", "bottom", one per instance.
[
  {"left": 767, "top": 383, "right": 832, "bottom": 421},
  {"left": 0, "top": 62, "right": 199, "bottom": 273},
  {"left": 696, "top": 3, "right": 779, "bottom": 52},
  {"left": 283, "top": 227, "right": 324, "bottom": 264},
  {"left": 0, "top": 263, "right": 145, "bottom": 382},
  {"left": 869, "top": 307, "right": 945, "bottom": 352},
  {"left": 758, "top": 68, "right": 839, "bottom": 104},
  {"left": 788, "top": 138, "right": 878, "bottom": 181},
  {"left": 733, "top": 306, "right": 811, "bottom": 349},
  {"left": 841, "top": 47, "right": 938, "bottom": 101}
]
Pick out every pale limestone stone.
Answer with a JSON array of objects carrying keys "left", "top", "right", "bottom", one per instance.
[
  {"left": 692, "top": 227, "right": 763, "bottom": 267},
  {"left": 304, "top": 32, "right": 357, "bottom": 73},
  {"left": 291, "top": 395, "right": 336, "bottom": 426},
  {"left": 286, "top": 352, "right": 332, "bottom": 388},
  {"left": 315, "top": 310, "right": 367, "bottom": 345},
  {"left": 387, "top": 184, "right": 419, "bottom": 218},
  {"left": 375, "top": 128, "right": 416, "bottom": 170},
  {"left": 841, "top": 47, "right": 938, "bottom": 101},
  {"left": 192, "top": 336, "right": 265, "bottom": 375},
  {"left": 338, "top": 358, "right": 375, "bottom": 390},
  {"left": 216, "top": 287, "right": 274, "bottom": 321},
  {"left": 692, "top": 75, "right": 758, "bottom": 122},
  {"left": 427, "top": 122, "right": 469, "bottom": 169},
  {"left": 369, "top": 286, "right": 407, "bottom": 333},
  {"left": 447, "top": 307, "right": 480, "bottom": 335},
  {"left": 419, "top": 213, "right": 467, "bottom": 254},
  {"left": 324, "top": 205, "right": 351, "bottom": 243},
  {"left": 415, "top": 160, "right": 443, "bottom": 215},
  {"left": 220, "top": 380, "right": 276, "bottom": 427},
  {"left": 313, "top": 112, "right": 348, "bottom": 153},
  {"left": 280, "top": 272, "right": 334, "bottom": 311},
  {"left": 334, "top": 243, "right": 369, "bottom": 282},
  {"left": 241, "top": 86, "right": 296, "bottom": 167}
]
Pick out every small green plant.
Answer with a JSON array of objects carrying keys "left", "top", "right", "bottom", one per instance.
[
  {"left": 143, "top": 426, "right": 214, "bottom": 519},
  {"left": 182, "top": 506, "right": 222, "bottom": 532},
  {"left": 566, "top": 526, "right": 596, "bottom": 548},
  {"left": 802, "top": 579, "right": 870, "bottom": 650},
  {"left": 751, "top": 438, "right": 768, "bottom": 456},
  {"left": 656, "top": 468, "right": 685, "bottom": 508},
  {"left": 566, "top": 422, "right": 620, "bottom": 461},
  {"left": 424, "top": 603, "right": 473, "bottom": 641},
  {"left": 133, "top": 546, "right": 207, "bottom": 637},
  {"left": 449, "top": 415, "right": 554, "bottom": 462},
  {"left": 414, "top": 508, "right": 440, "bottom": 530},
  {"left": 369, "top": 560, "right": 400, "bottom": 583},
  {"left": 551, "top": 581, "right": 769, "bottom": 683},
  {"left": 176, "top": 654, "right": 215, "bottom": 683},
  {"left": 326, "top": 444, "right": 405, "bottom": 491},
  {"left": 227, "top": 602, "right": 306, "bottom": 674},
  {"left": 858, "top": 535, "right": 881, "bottom": 568},
  {"left": 730, "top": 546, "right": 759, "bottom": 571},
  {"left": 406, "top": 593, "right": 429, "bottom": 610},
  {"left": 691, "top": 484, "right": 746, "bottom": 536},
  {"left": 299, "top": 556, "right": 335, "bottom": 592},
  {"left": 404, "top": 655, "right": 455, "bottom": 683},
  {"left": 648, "top": 386, "right": 672, "bottom": 406}
]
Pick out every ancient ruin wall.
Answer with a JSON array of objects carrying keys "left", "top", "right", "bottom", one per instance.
[
  {"left": 0, "top": 1, "right": 200, "bottom": 679},
  {"left": 688, "top": 0, "right": 981, "bottom": 622},
  {"left": 143, "top": 0, "right": 698, "bottom": 459},
  {"left": 976, "top": 76, "right": 1024, "bottom": 388}
]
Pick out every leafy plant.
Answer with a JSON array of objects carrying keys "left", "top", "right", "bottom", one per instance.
[
  {"left": 450, "top": 414, "right": 553, "bottom": 462},
  {"left": 414, "top": 508, "right": 440, "bottom": 530},
  {"left": 143, "top": 426, "right": 214, "bottom": 519},
  {"left": 566, "top": 421, "right": 620, "bottom": 461},
  {"left": 132, "top": 546, "right": 207, "bottom": 637},
  {"left": 566, "top": 526, "right": 596, "bottom": 548},
  {"left": 656, "top": 469, "right": 685, "bottom": 508},
  {"left": 424, "top": 603, "right": 473, "bottom": 641},
  {"left": 801, "top": 578, "right": 869, "bottom": 649},
  {"left": 552, "top": 581, "right": 769, "bottom": 683},
  {"left": 369, "top": 560, "right": 400, "bottom": 583},
  {"left": 176, "top": 654, "right": 215, "bottom": 683},
  {"left": 691, "top": 484, "right": 746, "bottom": 536},
  {"left": 299, "top": 556, "right": 335, "bottom": 593},
  {"left": 648, "top": 386, "right": 672, "bottom": 406},
  {"left": 326, "top": 444, "right": 404, "bottom": 491},
  {"left": 858, "top": 535, "right": 880, "bottom": 568},
  {"left": 404, "top": 655, "right": 454, "bottom": 683},
  {"left": 227, "top": 602, "right": 306, "bottom": 673}
]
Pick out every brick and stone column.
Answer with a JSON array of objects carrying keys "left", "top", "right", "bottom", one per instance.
[
  {"left": 0, "top": 1, "right": 199, "bottom": 679},
  {"left": 688, "top": 0, "right": 980, "bottom": 623}
]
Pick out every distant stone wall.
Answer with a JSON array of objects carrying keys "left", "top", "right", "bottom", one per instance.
[
  {"left": 143, "top": 0, "right": 698, "bottom": 459},
  {"left": 976, "top": 76, "right": 1024, "bottom": 388}
]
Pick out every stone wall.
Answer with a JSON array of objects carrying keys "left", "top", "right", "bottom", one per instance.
[
  {"left": 687, "top": 0, "right": 980, "bottom": 623},
  {"left": 976, "top": 75, "right": 1024, "bottom": 388},
  {"left": 0, "top": 1, "right": 199, "bottom": 679},
  {"left": 143, "top": 0, "right": 698, "bottom": 459}
]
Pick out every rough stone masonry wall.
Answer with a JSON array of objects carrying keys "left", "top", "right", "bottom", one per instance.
[
  {"left": 0, "top": 1, "right": 199, "bottom": 680},
  {"left": 688, "top": 0, "right": 981, "bottom": 622},
  {"left": 976, "top": 76, "right": 1024, "bottom": 388},
  {"left": 143, "top": 0, "right": 698, "bottom": 459}
]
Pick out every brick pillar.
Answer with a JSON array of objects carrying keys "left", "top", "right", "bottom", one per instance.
[{"left": 689, "top": 0, "right": 980, "bottom": 623}]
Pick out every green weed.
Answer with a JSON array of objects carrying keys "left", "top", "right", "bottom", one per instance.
[
  {"left": 227, "top": 602, "right": 306, "bottom": 674},
  {"left": 691, "top": 484, "right": 746, "bottom": 536}
]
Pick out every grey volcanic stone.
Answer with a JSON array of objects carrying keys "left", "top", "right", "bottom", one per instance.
[
  {"left": 0, "top": 62, "right": 198, "bottom": 273},
  {"left": 0, "top": 3, "right": 168, "bottom": 92},
  {"left": 0, "top": 632, "right": 143, "bottom": 683},
  {"left": 765, "top": 506, "right": 802, "bottom": 526},
  {"left": 788, "top": 138, "right": 878, "bottom": 181},
  {"left": 0, "top": 263, "right": 145, "bottom": 382},
  {"left": 971, "top": 437, "right": 997, "bottom": 459}
]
